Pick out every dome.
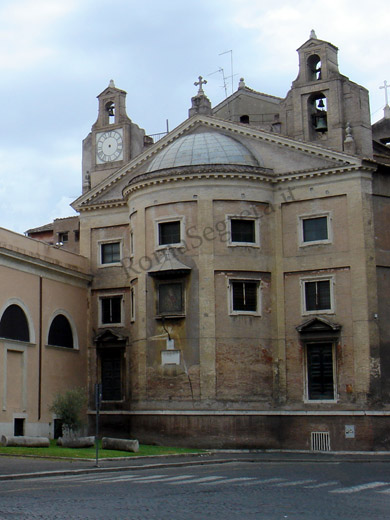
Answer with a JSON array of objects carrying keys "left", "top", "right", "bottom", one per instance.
[{"left": 147, "top": 132, "right": 259, "bottom": 172}]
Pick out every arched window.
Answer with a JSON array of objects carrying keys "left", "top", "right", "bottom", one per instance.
[
  {"left": 0, "top": 304, "right": 30, "bottom": 342},
  {"left": 307, "top": 54, "right": 322, "bottom": 81},
  {"left": 48, "top": 314, "right": 74, "bottom": 348}
]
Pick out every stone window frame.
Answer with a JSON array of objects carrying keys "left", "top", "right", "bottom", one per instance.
[
  {"left": 298, "top": 211, "right": 332, "bottom": 247},
  {"left": 227, "top": 277, "right": 262, "bottom": 316},
  {"left": 226, "top": 214, "right": 260, "bottom": 248},
  {"left": 98, "top": 293, "right": 124, "bottom": 327},
  {"left": 155, "top": 216, "right": 186, "bottom": 250},
  {"left": 300, "top": 275, "right": 335, "bottom": 316},
  {"left": 98, "top": 238, "right": 123, "bottom": 268}
]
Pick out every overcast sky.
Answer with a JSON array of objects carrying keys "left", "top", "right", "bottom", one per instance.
[{"left": 1, "top": 0, "right": 389, "bottom": 234}]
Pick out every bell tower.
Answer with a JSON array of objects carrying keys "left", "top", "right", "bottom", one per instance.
[
  {"left": 82, "top": 80, "right": 147, "bottom": 192},
  {"left": 280, "top": 31, "right": 373, "bottom": 157}
]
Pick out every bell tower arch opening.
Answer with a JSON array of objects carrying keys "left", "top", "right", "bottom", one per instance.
[
  {"left": 105, "top": 101, "right": 115, "bottom": 125},
  {"left": 308, "top": 92, "right": 328, "bottom": 138},
  {"left": 307, "top": 54, "right": 322, "bottom": 81}
]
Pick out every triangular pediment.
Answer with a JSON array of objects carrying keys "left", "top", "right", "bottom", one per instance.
[
  {"left": 72, "top": 114, "right": 364, "bottom": 212},
  {"left": 94, "top": 328, "right": 127, "bottom": 344},
  {"left": 213, "top": 86, "right": 282, "bottom": 113},
  {"left": 97, "top": 86, "right": 127, "bottom": 98},
  {"left": 297, "top": 317, "right": 341, "bottom": 334},
  {"left": 297, "top": 37, "right": 338, "bottom": 53}
]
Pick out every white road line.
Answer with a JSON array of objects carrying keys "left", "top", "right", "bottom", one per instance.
[
  {"left": 274, "top": 479, "right": 316, "bottom": 487},
  {"left": 240, "top": 477, "right": 287, "bottom": 486},
  {"left": 304, "top": 481, "right": 339, "bottom": 489},
  {"left": 98, "top": 474, "right": 169, "bottom": 483},
  {"left": 170, "top": 476, "right": 225, "bottom": 485},
  {"left": 330, "top": 482, "right": 389, "bottom": 494},
  {"left": 78, "top": 474, "right": 164, "bottom": 484},
  {"left": 375, "top": 487, "right": 390, "bottom": 494},
  {"left": 129, "top": 475, "right": 196, "bottom": 484},
  {"left": 199, "top": 477, "right": 255, "bottom": 486}
]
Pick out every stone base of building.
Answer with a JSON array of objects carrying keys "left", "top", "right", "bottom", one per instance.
[{"left": 89, "top": 411, "right": 390, "bottom": 452}]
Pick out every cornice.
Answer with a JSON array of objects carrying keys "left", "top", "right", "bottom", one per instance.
[
  {"left": 123, "top": 168, "right": 274, "bottom": 197},
  {"left": 122, "top": 163, "right": 375, "bottom": 198},
  {"left": 78, "top": 199, "right": 126, "bottom": 213},
  {"left": 0, "top": 246, "right": 92, "bottom": 287}
]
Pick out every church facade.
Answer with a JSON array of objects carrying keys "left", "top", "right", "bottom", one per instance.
[{"left": 3, "top": 32, "right": 390, "bottom": 450}]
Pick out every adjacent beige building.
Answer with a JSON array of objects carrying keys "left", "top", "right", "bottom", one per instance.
[{"left": 0, "top": 228, "right": 90, "bottom": 437}]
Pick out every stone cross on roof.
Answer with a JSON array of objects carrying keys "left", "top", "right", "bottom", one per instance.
[
  {"left": 380, "top": 80, "right": 390, "bottom": 107},
  {"left": 194, "top": 76, "right": 207, "bottom": 95}
]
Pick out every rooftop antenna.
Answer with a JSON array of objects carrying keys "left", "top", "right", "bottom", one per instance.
[
  {"left": 208, "top": 67, "right": 228, "bottom": 98},
  {"left": 219, "top": 50, "right": 234, "bottom": 95}
]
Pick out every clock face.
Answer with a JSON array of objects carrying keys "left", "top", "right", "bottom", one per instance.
[{"left": 96, "top": 129, "right": 123, "bottom": 163}]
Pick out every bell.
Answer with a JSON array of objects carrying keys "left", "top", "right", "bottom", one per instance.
[
  {"left": 107, "top": 107, "right": 115, "bottom": 116},
  {"left": 314, "top": 115, "right": 328, "bottom": 132},
  {"left": 317, "top": 98, "right": 325, "bottom": 109}
]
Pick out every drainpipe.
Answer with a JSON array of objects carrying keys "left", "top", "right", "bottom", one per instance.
[{"left": 38, "top": 276, "right": 43, "bottom": 420}]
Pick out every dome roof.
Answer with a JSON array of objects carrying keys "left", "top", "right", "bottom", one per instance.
[{"left": 147, "top": 132, "right": 259, "bottom": 172}]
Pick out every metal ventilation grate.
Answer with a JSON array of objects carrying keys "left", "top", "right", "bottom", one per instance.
[{"left": 311, "top": 431, "right": 331, "bottom": 451}]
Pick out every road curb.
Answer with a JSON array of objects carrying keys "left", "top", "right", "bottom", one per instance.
[{"left": 2, "top": 450, "right": 390, "bottom": 481}]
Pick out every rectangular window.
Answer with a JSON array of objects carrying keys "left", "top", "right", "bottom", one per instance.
[
  {"left": 230, "top": 280, "right": 259, "bottom": 314},
  {"left": 158, "top": 282, "right": 184, "bottom": 315},
  {"left": 130, "top": 230, "right": 134, "bottom": 257},
  {"left": 158, "top": 221, "right": 181, "bottom": 246},
  {"left": 58, "top": 232, "right": 68, "bottom": 243},
  {"left": 304, "top": 280, "right": 331, "bottom": 311},
  {"left": 230, "top": 219, "right": 256, "bottom": 243},
  {"left": 130, "top": 286, "right": 135, "bottom": 322},
  {"left": 101, "top": 242, "right": 121, "bottom": 264},
  {"left": 101, "top": 296, "right": 122, "bottom": 324},
  {"left": 307, "top": 343, "right": 335, "bottom": 400},
  {"left": 302, "top": 216, "right": 328, "bottom": 242}
]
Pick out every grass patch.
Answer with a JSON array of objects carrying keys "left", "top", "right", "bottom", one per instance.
[{"left": 0, "top": 440, "right": 204, "bottom": 459}]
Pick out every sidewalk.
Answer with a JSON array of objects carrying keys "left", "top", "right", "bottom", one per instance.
[{"left": 2, "top": 450, "right": 390, "bottom": 481}]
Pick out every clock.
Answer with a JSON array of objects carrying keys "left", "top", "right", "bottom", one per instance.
[{"left": 96, "top": 129, "right": 123, "bottom": 163}]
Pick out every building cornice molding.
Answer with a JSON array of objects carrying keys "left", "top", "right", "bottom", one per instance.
[{"left": 0, "top": 246, "right": 92, "bottom": 287}]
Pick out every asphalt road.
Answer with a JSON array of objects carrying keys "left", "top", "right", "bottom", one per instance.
[{"left": 1, "top": 460, "right": 390, "bottom": 519}]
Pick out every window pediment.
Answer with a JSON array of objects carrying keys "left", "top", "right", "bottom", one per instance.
[
  {"left": 297, "top": 317, "right": 341, "bottom": 337},
  {"left": 94, "top": 328, "right": 127, "bottom": 344}
]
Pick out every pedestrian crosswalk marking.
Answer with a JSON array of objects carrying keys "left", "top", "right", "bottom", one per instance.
[
  {"left": 128, "top": 475, "right": 196, "bottom": 484},
  {"left": 199, "top": 477, "right": 255, "bottom": 485},
  {"left": 170, "top": 476, "right": 225, "bottom": 485},
  {"left": 375, "top": 487, "right": 390, "bottom": 494},
  {"left": 240, "top": 477, "right": 287, "bottom": 486},
  {"left": 330, "top": 481, "right": 389, "bottom": 494},
  {"left": 93, "top": 474, "right": 167, "bottom": 484},
  {"left": 304, "top": 481, "right": 339, "bottom": 489},
  {"left": 274, "top": 479, "right": 316, "bottom": 487},
  {"left": 23, "top": 470, "right": 390, "bottom": 497}
]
